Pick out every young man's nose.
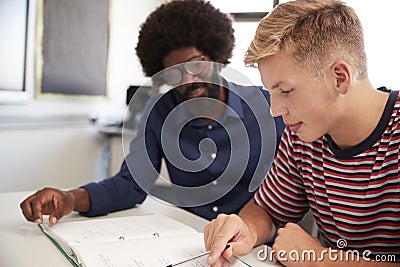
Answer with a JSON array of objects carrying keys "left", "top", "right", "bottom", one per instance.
[{"left": 269, "top": 97, "right": 288, "bottom": 117}]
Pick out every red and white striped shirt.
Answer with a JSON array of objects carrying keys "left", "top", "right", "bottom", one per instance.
[{"left": 254, "top": 89, "right": 400, "bottom": 254}]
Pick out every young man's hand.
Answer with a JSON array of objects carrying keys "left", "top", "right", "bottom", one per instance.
[
  {"left": 204, "top": 201, "right": 275, "bottom": 267},
  {"left": 272, "top": 223, "right": 324, "bottom": 267},
  {"left": 204, "top": 213, "right": 257, "bottom": 267}
]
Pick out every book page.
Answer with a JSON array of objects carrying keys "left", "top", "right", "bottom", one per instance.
[
  {"left": 71, "top": 233, "right": 249, "bottom": 267},
  {"left": 42, "top": 214, "right": 197, "bottom": 246}
]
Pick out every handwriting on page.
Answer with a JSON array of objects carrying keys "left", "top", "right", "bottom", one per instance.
[
  {"left": 98, "top": 254, "right": 113, "bottom": 267},
  {"left": 76, "top": 218, "right": 186, "bottom": 242},
  {"left": 96, "top": 253, "right": 208, "bottom": 267},
  {"left": 49, "top": 215, "right": 195, "bottom": 245},
  {"left": 71, "top": 232, "right": 247, "bottom": 267}
]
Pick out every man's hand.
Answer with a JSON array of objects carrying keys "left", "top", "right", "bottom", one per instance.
[
  {"left": 20, "top": 187, "right": 89, "bottom": 225},
  {"left": 204, "top": 213, "right": 257, "bottom": 267},
  {"left": 272, "top": 223, "right": 324, "bottom": 267},
  {"left": 204, "top": 201, "right": 275, "bottom": 267}
]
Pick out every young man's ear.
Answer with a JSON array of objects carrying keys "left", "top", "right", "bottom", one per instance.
[{"left": 330, "top": 60, "right": 352, "bottom": 95}]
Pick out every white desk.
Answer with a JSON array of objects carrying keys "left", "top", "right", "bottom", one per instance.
[{"left": 0, "top": 191, "right": 278, "bottom": 267}]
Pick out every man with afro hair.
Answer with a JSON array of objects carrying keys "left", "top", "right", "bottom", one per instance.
[
  {"left": 136, "top": 0, "right": 234, "bottom": 79},
  {"left": 20, "top": 0, "right": 284, "bottom": 226}
]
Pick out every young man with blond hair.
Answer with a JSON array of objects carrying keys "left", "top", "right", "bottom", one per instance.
[{"left": 204, "top": 0, "right": 400, "bottom": 266}]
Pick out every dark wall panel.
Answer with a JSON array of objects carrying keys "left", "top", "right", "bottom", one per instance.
[{"left": 41, "top": 0, "right": 109, "bottom": 96}]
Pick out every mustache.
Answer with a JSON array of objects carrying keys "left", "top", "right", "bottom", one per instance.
[
  {"left": 182, "top": 82, "right": 213, "bottom": 99},
  {"left": 182, "top": 82, "right": 208, "bottom": 95},
  {"left": 182, "top": 82, "right": 219, "bottom": 98}
]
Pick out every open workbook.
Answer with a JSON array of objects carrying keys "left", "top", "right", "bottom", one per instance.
[{"left": 39, "top": 214, "right": 250, "bottom": 267}]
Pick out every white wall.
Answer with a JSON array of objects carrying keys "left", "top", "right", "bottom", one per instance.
[
  {"left": 345, "top": 0, "right": 400, "bottom": 90},
  {"left": 0, "top": 122, "right": 106, "bottom": 192},
  {"left": 211, "top": 0, "right": 275, "bottom": 86},
  {"left": 275, "top": 0, "right": 400, "bottom": 90},
  {"left": 107, "top": 0, "right": 161, "bottom": 109},
  {"left": 227, "top": 21, "right": 264, "bottom": 86}
]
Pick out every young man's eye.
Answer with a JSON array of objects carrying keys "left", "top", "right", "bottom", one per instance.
[{"left": 281, "top": 88, "right": 294, "bottom": 95}]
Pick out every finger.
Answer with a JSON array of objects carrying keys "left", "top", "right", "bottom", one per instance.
[
  {"left": 204, "top": 223, "right": 211, "bottom": 250},
  {"left": 209, "top": 215, "right": 232, "bottom": 246},
  {"left": 20, "top": 197, "right": 35, "bottom": 222},
  {"left": 30, "top": 198, "right": 44, "bottom": 224},
  {"left": 221, "top": 257, "right": 231, "bottom": 267},
  {"left": 222, "top": 244, "right": 233, "bottom": 259},
  {"left": 209, "top": 256, "right": 222, "bottom": 267},
  {"left": 49, "top": 206, "right": 69, "bottom": 225},
  {"left": 210, "top": 253, "right": 230, "bottom": 267},
  {"left": 48, "top": 215, "right": 58, "bottom": 225},
  {"left": 204, "top": 220, "right": 218, "bottom": 251},
  {"left": 285, "top": 222, "right": 301, "bottom": 230},
  {"left": 207, "top": 218, "right": 239, "bottom": 265},
  {"left": 49, "top": 196, "right": 73, "bottom": 225},
  {"left": 277, "top": 226, "right": 285, "bottom": 237},
  {"left": 206, "top": 218, "right": 230, "bottom": 265},
  {"left": 207, "top": 238, "right": 230, "bottom": 265}
]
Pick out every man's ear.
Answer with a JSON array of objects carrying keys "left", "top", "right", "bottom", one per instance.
[{"left": 330, "top": 60, "right": 352, "bottom": 95}]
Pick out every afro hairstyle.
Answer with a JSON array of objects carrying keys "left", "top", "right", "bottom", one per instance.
[{"left": 135, "top": 0, "right": 235, "bottom": 78}]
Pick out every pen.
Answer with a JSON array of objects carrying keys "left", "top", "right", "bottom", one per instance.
[{"left": 166, "top": 244, "right": 230, "bottom": 267}]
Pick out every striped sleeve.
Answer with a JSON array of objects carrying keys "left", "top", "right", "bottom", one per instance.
[{"left": 254, "top": 128, "right": 309, "bottom": 225}]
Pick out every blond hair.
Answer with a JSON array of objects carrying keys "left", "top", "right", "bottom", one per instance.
[{"left": 245, "top": 0, "right": 367, "bottom": 78}]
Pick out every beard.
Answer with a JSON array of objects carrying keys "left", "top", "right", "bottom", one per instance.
[
  {"left": 180, "top": 82, "right": 222, "bottom": 118},
  {"left": 181, "top": 82, "right": 220, "bottom": 100}
]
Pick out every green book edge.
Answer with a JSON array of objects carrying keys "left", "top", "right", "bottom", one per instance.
[{"left": 37, "top": 224, "right": 80, "bottom": 267}]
